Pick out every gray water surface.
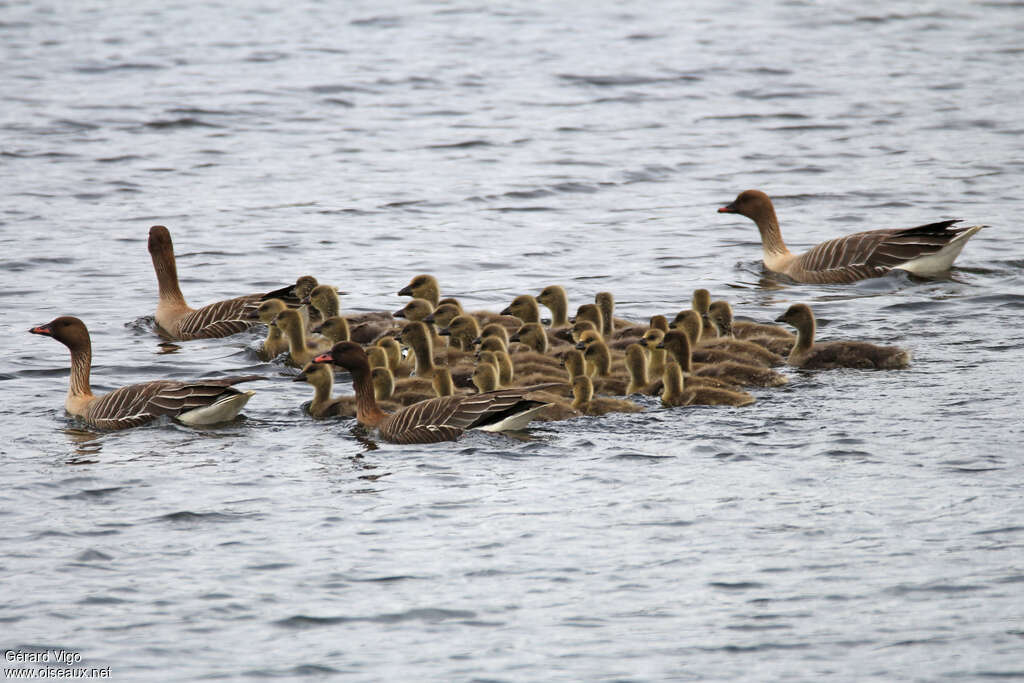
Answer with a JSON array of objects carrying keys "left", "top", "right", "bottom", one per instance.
[{"left": 2, "top": 1, "right": 1023, "bottom": 680}]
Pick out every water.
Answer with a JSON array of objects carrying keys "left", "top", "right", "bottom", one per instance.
[{"left": 2, "top": 0, "right": 1023, "bottom": 679}]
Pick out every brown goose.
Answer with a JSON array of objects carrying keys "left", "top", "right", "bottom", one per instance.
[
  {"left": 571, "top": 376, "right": 644, "bottom": 416},
  {"left": 661, "top": 362, "right": 755, "bottom": 408},
  {"left": 148, "top": 225, "right": 300, "bottom": 340},
  {"left": 31, "top": 316, "right": 259, "bottom": 429},
  {"left": 273, "top": 308, "right": 331, "bottom": 367},
  {"left": 706, "top": 301, "right": 793, "bottom": 356},
  {"left": 718, "top": 190, "right": 984, "bottom": 283},
  {"left": 775, "top": 304, "right": 911, "bottom": 369},
  {"left": 658, "top": 330, "right": 787, "bottom": 388},
  {"left": 313, "top": 342, "right": 559, "bottom": 443},
  {"left": 477, "top": 349, "right": 514, "bottom": 387}
]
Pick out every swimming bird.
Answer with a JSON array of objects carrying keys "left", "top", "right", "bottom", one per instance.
[
  {"left": 148, "top": 225, "right": 301, "bottom": 340},
  {"left": 318, "top": 316, "right": 351, "bottom": 344},
  {"left": 31, "top": 316, "right": 259, "bottom": 429},
  {"left": 502, "top": 294, "right": 542, "bottom": 324},
  {"left": 313, "top": 342, "right": 559, "bottom": 443},
  {"left": 775, "top": 303, "right": 911, "bottom": 369},
  {"left": 439, "top": 315, "right": 481, "bottom": 352},
  {"left": 398, "top": 274, "right": 441, "bottom": 307},
  {"left": 624, "top": 343, "right": 662, "bottom": 395},
  {"left": 706, "top": 301, "right": 793, "bottom": 356},
  {"left": 253, "top": 299, "right": 289, "bottom": 361},
  {"left": 537, "top": 285, "right": 571, "bottom": 328},
  {"left": 673, "top": 309, "right": 781, "bottom": 367},
  {"left": 661, "top": 362, "right": 755, "bottom": 408},
  {"left": 273, "top": 308, "right": 331, "bottom": 367},
  {"left": 658, "top": 330, "right": 787, "bottom": 388},
  {"left": 718, "top": 189, "right": 984, "bottom": 283},
  {"left": 293, "top": 362, "right": 353, "bottom": 418},
  {"left": 571, "top": 376, "right": 644, "bottom": 416}
]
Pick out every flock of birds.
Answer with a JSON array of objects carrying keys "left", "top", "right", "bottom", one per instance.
[{"left": 30, "top": 190, "right": 982, "bottom": 444}]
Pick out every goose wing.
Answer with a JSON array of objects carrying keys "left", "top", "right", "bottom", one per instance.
[
  {"left": 175, "top": 296, "right": 261, "bottom": 339},
  {"left": 85, "top": 376, "right": 261, "bottom": 429},
  {"left": 378, "top": 383, "right": 562, "bottom": 444},
  {"left": 794, "top": 220, "right": 964, "bottom": 282}
]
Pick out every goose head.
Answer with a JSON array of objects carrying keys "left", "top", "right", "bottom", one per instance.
[
  {"left": 656, "top": 330, "right": 691, "bottom": 369},
  {"left": 252, "top": 298, "right": 287, "bottom": 323},
  {"left": 423, "top": 302, "right": 462, "bottom": 328},
  {"left": 371, "top": 366, "right": 395, "bottom": 400},
  {"left": 394, "top": 298, "right": 434, "bottom": 322},
  {"left": 501, "top": 294, "right": 540, "bottom": 323},
  {"left": 293, "top": 276, "right": 319, "bottom": 301},
  {"left": 669, "top": 310, "right": 702, "bottom": 343},
  {"left": 398, "top": 274, "right": 440, "bottom": 306},
  {"left": 440, "top": 314, "right": 480, "bottom": 350},
  {"left": 574, "top": 329, "right": 603, "bottom": 350},
  {"left": 775, "top": 303, "right": 815, "bottom": 337},
  {"left": 707, "top": 301, "right": 734, "bottom": 336},
  {"left": 307, "top": 284, "right": 340, "bottom": 318},
  {"left": 318, "top": 316, "right": 350, "bottom": 343},
  {"left": 29, "top": 315, "right": 91, "bottom": 353},
  {"left": 375, "top": 337, "right": 403, "bottom": 370},
  {"left": 293, "top": 361, "right": 331, "bottom": 387},
  {"left": 272, "top": 308, "right": 305, "bottom": 336},
  {"left": 639, "top": 328, "right": 665, "bottom": 348},
  {"left": 649, "top": 315, "right": 669, "bottom": 333},
  {"left": 570, "top": 320, "right": 599, "bottom": 344},
  {"left": 537, "top": 285, "right": 569, "bottom": 325},
  {"left": 717, "top": 189, "right": 775, "bottom": 223},
  {"left": 573, "top": 303, "right": 603, "bottom": 333},
  {"left": 510, "top": 322, "right": 547, "bottom": 353},
  {"left": 477, "top": 336, "right": 508, "bottom": 354},
  {"left": 594, "top": 292, "right": 614, "bottom": 335}
]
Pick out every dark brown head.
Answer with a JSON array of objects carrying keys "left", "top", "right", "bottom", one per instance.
[
  {"left": 29, "top": 316, "right": 91, "bottom": 352},
  {"left": 313, "top": 341, "right": 369, "bottom": 374},
  {"left": 775, "top": 303, "right": 815, "bottom": 330},
  {"left": 718, "top": 189, "right": 775, "bottom": 222},
  {"left": 147, "top": 225, "right": 174, "bottom": 256}
]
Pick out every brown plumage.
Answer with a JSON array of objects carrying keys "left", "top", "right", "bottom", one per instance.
[
  {"left": 440, "top": 315, "right": 481, "bottom": 352},
  {"left": 254, "top": 299, "right": 289, "bottom": 361},
  {"left": 658, "top": 330, "right": 787, "bottom": 388},
  {"left": 649, "top": 315, "right": 669, "bottom": 334},
  {"left": 571, "top": 376, "right": 644, "bottom": 416},
  {"left": 661, "top": 362, "right": 755, "bottom": 408},
  {"left": 706, "top": 301, "right": 793, "bottom": 357},
  {"left": 639, "top": 329, "right": 668, "bottom": 378},
  {"left": 501, "top": 295, "right": 542, "bottom": 324},
  {"left": 148, "top": 225, "right": 301, "bottom": 340},
  {"left": 313, "top": 342, "right": 559, "bottom": 443},
  {"left": 31, "top": 316, "right": 259, "bottom": 429},
  {"left": 775, "top": 304, "right": 911, "bottom": 369},
  {"left": 318, "top": 316, "right": 351, "bottom": 344},
  {"left": 423, "top": 302, "right": 463, "bottom": 329},
  {"left": 718, "top": 189, "right": 984, "bottom": 283},
  {"left": 674, "top": 308, "right": 782, "bottom": 367},
  {"left": 625, "top": 343, "right": 662, "bottom": 395},
  {"left": 293, "top": 362, "right": 352, "bottom": 418},
  {"left": 690, "top": 289, "right": 718, "bottom": 340}
]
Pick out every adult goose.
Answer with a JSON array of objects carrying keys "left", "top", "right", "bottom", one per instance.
[
  {"left": 775, "top": 304, "right": 911, "bottom": 369},
  {"left": 717, "top": 190, "right": 983, "bottom": 283},
  {"left": 30, "top": 316, "right": 260, "bottom": 429},
  {"left": 313, "top": 342, "right": 559, "bottom": 443},
  {"left": 148, "top": 225, "right": 300, "bottom": 340}
]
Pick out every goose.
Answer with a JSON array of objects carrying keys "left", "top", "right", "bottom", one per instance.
[
  {"left": 30, "top": 316, "right": 259, "bottom": 429},
  {"left": 253, "top": 299, "right": 289, "bottom": 361},
  {"left": 706, "top": 301, "right": 793, "bottom": 356},
  {"left": 537, "top": 285, "right": 571, "bottom": 327},
  {"left": 370, "top": 366, "right": 435, "bottom": 407},
  {"left": 366, "top": 346, "right": 390, "bottom": 369},
  {"left": 399, "top": 321, "right": 475, "bottom": 386},
  {"left": 625, "top": 343, "right": 662, "bottom": 396},
  {"left": 472, "top": 362, "right": 500, "bottom": 393},
  {"left": 718, "top": 189, "right": 984, "bottom": 283},
  {"left": 273, "top": 308, "right": 331, "bottom": 367},
  {"left": 398, "top": 274, "right": 441, "bottom": 307},
  {"left": 658, "top": 330, "right": 788, "bottom": 388},
  {"left": 432, "top": 367, "right": 458, "bottom": 397},
  {"left": 313, "top": 342, "right": 559, "bottom": 443},
  {"left": 573, "top": 303, "right": 603, "bottom": 334},
  {"left": 440, "top": 315, "right": 481, "bottom": 352},
  {"left": 575, "top": 332, "right": 628, "bottom": 395},
  {"left": 293, "top": 362, "right": 363, "bottom": 418},
  {"left": 639, "top": 329, "right": 668, "bottom": 377},
  {"left": 673, "top": 310, "right": 781, "bottom": 367},
  {"left": 148, "top": 225, "right": 300, "bottom": 340},
  {"left": 649, "top": 315, "right": 669, "bottom": 334},
  {"left": 570, "top": 320, "right": 600, "bottom": 344},
  {"left": 306, "top": 284, "right": 340, "bottom": 321},
  {"left": 571, "top": 376, "right": 644, "bottom": 416},
  {"left": 595, "top": 292, "right": 646, "bottom": 339},
  {"left": 661, "top": 362, "right": 755, "bottom": 408},
  {"left": 318, "top": 316, "right": 351, "bottom": 344},
  {"left": 508, "top": 323, "right": 568, "bottom": 368},
  {"left": 775, "top": 303, "right": 911, "bottom": 369}
]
